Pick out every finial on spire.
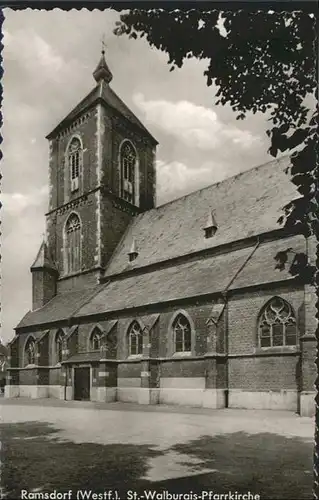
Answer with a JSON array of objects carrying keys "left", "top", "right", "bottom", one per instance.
[
  {"left": 93, "top": 35, "right": 113, "bottom": 84},
  {"left": 101, "top": 33, "right": 106, "bottom": 55}
]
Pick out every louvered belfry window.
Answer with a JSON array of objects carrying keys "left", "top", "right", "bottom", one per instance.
[
  {"left": 65, "top": 213, "right": 81, "bottom": 274},
  {"left": 120, "top": 141, "right": 136, "bottom": 204},
  {"left": 258, "top": 297, "right": 297, "bottom": 348},
  {"left": 68, "top": 137, "right": 81, "bottom": 192}
]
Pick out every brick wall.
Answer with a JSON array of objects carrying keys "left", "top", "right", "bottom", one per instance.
[
  {"left": 118, "top": 361, "right": 142, "bottom": 379},
  {"left": 32, "top": 269, "right": 56, "bottom": 311},
  {"left": 19, "top": 368, "right": 38, "bottom": 385},
  {"left": 106, "top": 116, "right": 156, "bottom": 210},
  {"left": 17, "top": 331, "right": 44, "bottom": 367},
  {"left": 57, "top": 270, "right": 99, "bottom": 293},
  {"left": 160, "top": 359, "right": 206, "bottom": 378},
  {"left": 228, "top": 286, "right": 304, "bottom": 355},
  {"left": 54, "top": 111, "right": 98, "bottom": 206},
  {"left": 49, "top": 367, "right": 61, "bottom": 385},
  {"left": 156, "top": 304, "right": 212, "bottom": 358},
  {"left": 228, "top": 355, "right": 299, "bottom": 391},
  {"left": 76, "top": 320, "right": 115, "bottom": 354},
  {"left": 100, "top": 195, "right": 133, "bottom": 268},
  {"left": 47, "top": 191, "right": 98, "bottom": 277},
  {"left": 14, "top": 281, "right": 308, "bottom": 398},
  {"left": 8, "top": 337, "right": 19, "bottom": 368}
]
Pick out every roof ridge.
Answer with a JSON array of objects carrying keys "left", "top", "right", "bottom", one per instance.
[{"left": 155, "top": 153, "right": 291, "bottom": 211}]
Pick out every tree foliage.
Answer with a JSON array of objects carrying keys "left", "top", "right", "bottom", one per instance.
[{"left": 114, "top": 9, "right": 318, "bottom": 286}]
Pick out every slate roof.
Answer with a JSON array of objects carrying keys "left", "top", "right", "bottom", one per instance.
[
  {"left": 139, "top": 314, "right": 160, "bottom": 332},
  {"left": 16, "top": 156, "right": 304, "bottom": 330},
  {"left": 16, "top": 236, "right": 304, "bottom": 331},
  {"left": 104, "top": 155, "right": 298, "bottom": 277},
  {"left": 100, "top": 320, "right": 118, "bottom": 339},
  {"left": 16, "top": 286, "right": 100, "bottom": 329},
  {"left": 31, "top": 242, "right": 57, "bottom": 272},
  {"left": 62, "top": 352, "right": 103, "bottom": 364},
  {"left": 46, "top": 79, "right": 157, "bottom": 144},
  {"left": 76, "top": 235, "right": 305, "bottom": 319}
]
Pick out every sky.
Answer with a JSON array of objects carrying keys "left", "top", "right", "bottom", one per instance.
[{"left": 1, "top": 8, "right": 275, "bottom": 344}]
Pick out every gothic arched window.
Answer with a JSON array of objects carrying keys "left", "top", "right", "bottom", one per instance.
[
  {"left": 173, "top": 314, "right": 192, "bottom": 353},
  {"left": 128, "top": 321, "right": 143, "bottom": 356},
  {"left": 64, "top": 213, "right": 81, "bottom": 274},
  {"left": 90, "top": 328, "right": 102, "bottom": 351},
  {"left": 55, "top": 330, "right": 64, "bottom": 363},
  {"left": 120, "top": 141, "right": 136, "bottom": 204},
  {"left": 25, "top": 338, "right": 36, "bottom": 366},
  {"left": 257, "top": 297, "right": 297, "bottom": 348},
  {"left": 68, "top": 137, "right": 82, "bottom": 192}
]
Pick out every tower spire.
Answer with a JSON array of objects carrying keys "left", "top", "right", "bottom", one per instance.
[{"left": 93, "top": 35, "right": 113, "bottom": 84}]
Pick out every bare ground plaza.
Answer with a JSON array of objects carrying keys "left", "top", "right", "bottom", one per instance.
[{"left": 0, "top": 399, "right": 314, "bottom": 500}]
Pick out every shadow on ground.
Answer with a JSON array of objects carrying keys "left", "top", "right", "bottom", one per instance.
[{"left": 0, "top": 421, "right": 313, "bottom": 499}]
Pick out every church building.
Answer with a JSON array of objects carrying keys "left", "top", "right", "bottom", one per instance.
[{"left": 6, "top": 49, "right": 316, "bottom": 417}]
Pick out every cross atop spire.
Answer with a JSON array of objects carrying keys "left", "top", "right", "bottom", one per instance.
[{"left": 93, "top": 36, "right": 113, "bottom": 84}]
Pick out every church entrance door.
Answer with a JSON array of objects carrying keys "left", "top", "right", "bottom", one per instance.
[{"left": 74, "top": 366, "right": 90, "bottom": 401}]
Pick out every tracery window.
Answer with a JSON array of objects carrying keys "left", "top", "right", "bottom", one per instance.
[
  {"left": 173, "top": 314, "right": 192, "bottom": 353},
  {"left": 56, "top": 330, "right": 64, "bottom": 363},
  {"left": 25, "top": 338, "right": 36, "bottom": 366},
  {"left": 120, "top": 141, "right": 136, "bottom": 204},
  {"left": 64, "top": 213, "right": 81, "bottom": 274},
  {"left": 90, "top": 328, "right": 102, "bottom": 351},
  {"left": 128, "top": 321, "right": 143, "bottom": 356},
  {"left": 68, "top": 137, "right": 81, "bottom": 192},
  {"left": 257, "top": 297, "right": 297, "bottom": 348}
]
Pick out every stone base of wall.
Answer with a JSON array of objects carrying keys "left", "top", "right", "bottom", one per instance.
[
  {"left": 48, "top": 385, "right": 65, "bottom": 399},
  {"left": 159, "top": 388, "right": 204, "bottom": 407},
  {"left": 300, "top": 391, "right": 315, "bottom": 417},
  {"left": 158, "top": 388, "right": 227, "bottom": 408},
  {"left": 6, "top": 384, "right": 313, "bottom": 416},
  {"left": 4, "top": 385, "right": 20, "bottom": 398},
  {"left": 117, "top": 387, "right": 140, "bottom": 403},
  {"left": 202, "top": 389, "right": 226, "bottom": 409},
  {"left": 91, "top": 387, "right": 117, "bottom": 403},
  {"left": 65, "top": 387, "right": 73, "bottom": 401},
  {"left": 19, "top": 385, "right": 50, "bottom": 399},
  {"left": 228, "top": 389, "right": 298, "bottom": 411}
]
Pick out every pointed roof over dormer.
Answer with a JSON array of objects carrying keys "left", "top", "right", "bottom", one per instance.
[
  {"left": 93, "top": 48, "right": 113, "bottom": 84},
  {"left": 128, "top": 238, "right": 139, "bottom": 261},
  {"left": 31, "top": 241, "right": 58, "bottom": 273},
  {"left": 204, "top": 210, "right": 218, "bottom": 230},
  {"left": 203, "top": 210, "right": 218, "bottom": 238}
]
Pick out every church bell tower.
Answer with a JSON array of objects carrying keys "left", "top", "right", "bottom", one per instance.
[{"left": 31, "top": 46, "right": 158, "bottom": 302}]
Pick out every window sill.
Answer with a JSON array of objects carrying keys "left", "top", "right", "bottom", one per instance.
[
  {"left": 127, "top": 354, "right": 143, "bottom": 360},
  {"left": 172, "top": 351, "right": 192, "bottom": 358},
  {"left": 254, "top": 345, "right": 298, "bottom": 355}
]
